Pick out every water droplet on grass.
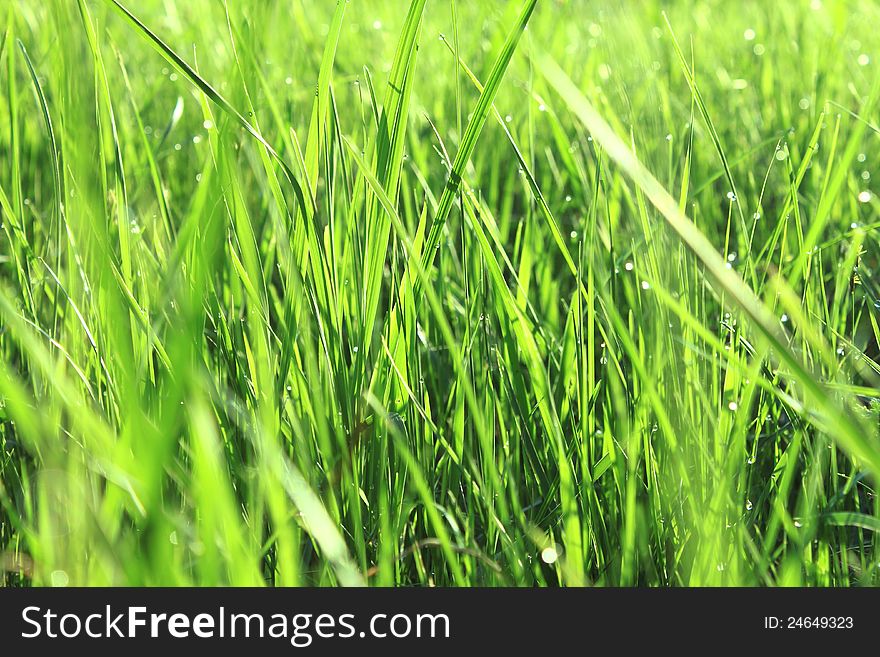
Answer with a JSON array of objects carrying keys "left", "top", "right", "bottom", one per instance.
[
  {"left": 51, "top": 570, "right": 69, "bottom": 587},
  {"left": 541, "top": 546, "right": 559, "bottom": 564}
]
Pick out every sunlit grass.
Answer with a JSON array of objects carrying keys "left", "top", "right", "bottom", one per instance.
[{"left": 1, "top": 0, "right": 879, "bottom": 586}]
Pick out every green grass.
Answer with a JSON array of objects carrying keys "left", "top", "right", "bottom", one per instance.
[{"left": 1, "top": 0, "right": 879, "bottom": 586}]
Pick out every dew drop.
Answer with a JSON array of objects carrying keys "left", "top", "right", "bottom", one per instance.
[{"left": 50, "top": 570, "right": 69, "bottom": 587}]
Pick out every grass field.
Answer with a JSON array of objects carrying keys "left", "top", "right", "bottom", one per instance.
[{"left": 1, "top": 0, "right": 879, "bottom": 587}]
